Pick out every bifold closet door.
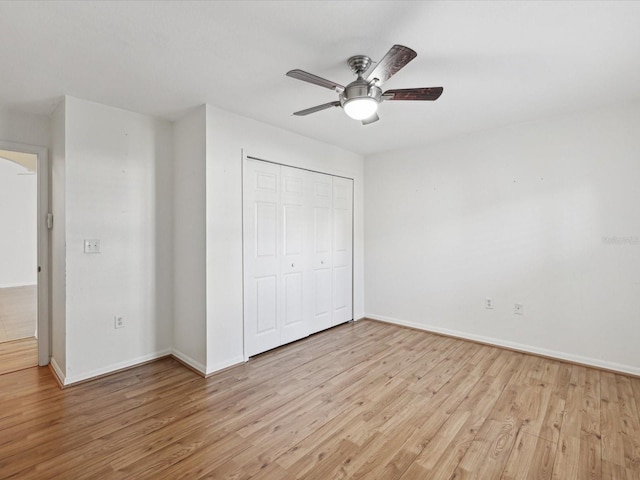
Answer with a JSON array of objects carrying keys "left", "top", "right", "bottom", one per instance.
[
  {"left": 243, "top": 160, "right": 282, "bottom": 356},
  {"left": 309, "top": 173, "right": 333, "bottom": 334},
  {"left": 279, "top": 166, "right": 312, "bottom": 345},
  {"left": 244, "top": 158, "right": 353, "bottom": 357},
  {"left": 332, "top": 177, "right": 353, "bottom": 326}
]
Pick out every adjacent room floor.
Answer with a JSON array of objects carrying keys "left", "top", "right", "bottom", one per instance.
[
  {"left": 0, "top": 285, "right": 37, "bottom": 375},
  {"left": 1, "top": 319, "right": 638, "bottom": 479},
  {"left": 0, "top": 285, "right": 37, "bottom": 342}
]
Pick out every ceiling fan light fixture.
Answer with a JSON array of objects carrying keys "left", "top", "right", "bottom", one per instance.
[
  {"left": 343, "top": 97, "right": 378, "bottom": 120},
  {"left": 287, "top": 45, "right": 442, "bottom": 125}
]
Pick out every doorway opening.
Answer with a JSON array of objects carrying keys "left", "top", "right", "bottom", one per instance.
[{"left": 0, "top": 143, "right": 49, "bottom": 375}]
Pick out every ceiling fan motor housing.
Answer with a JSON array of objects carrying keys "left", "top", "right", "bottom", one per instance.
[{"left": 339, "top": 77, "right": 382, "bottom": 106}]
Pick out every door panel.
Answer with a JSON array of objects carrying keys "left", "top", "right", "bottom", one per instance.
[
  {"left": 283, "top": 272, "right": 303, "bottom": 326},
  {"left": 313, "top": 207, "right": 331, "bottom": 254},
  {"left": 280, "top": 166, "right": 310, "bottom": 343},
  {"left": 256, "top": 202, "right": 277, "bottom": 257},
  {"left": 243, "top": 159, "right": 281, "bottom": 356},
  {"left": 283, "top": 204, "right": 303, "bottom": 256},
  {"left": 256, "top": 275, "right": 278, "bottom": 333},
  {"left": 332, "top": 177, "right": 353, "bottom": 326},
  {"left": 333, "top": 208, "right": 349, "bottom": 252},
  {"left": 310, "top": 173, "right": 333, "bottom": 333},
  {"left": 313, "top": 268, "right": 332, "bottom": 330}
]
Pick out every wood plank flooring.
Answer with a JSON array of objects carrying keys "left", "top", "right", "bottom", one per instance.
[
  {"left": 0, "top": 337, "right": 37, "bottom": 375},
  {"left": 1, "top": 319, "right": 639, "bottom": 479},
  {"left": 0, "top": 285, "right": 38, "bottom": 374},
  {"left": 0, "top": 285, "right": 37, "bottom": 343}
]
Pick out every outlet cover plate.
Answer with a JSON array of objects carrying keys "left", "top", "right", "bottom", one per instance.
[{"left": 84, "top": 239, "right": 101, "bottom": 254}]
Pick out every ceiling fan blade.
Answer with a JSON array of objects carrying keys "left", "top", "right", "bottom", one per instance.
[
  {"left": 293, "top": 101, "right": 341, "bottom": 116},
  {"left": 286, "top": 69, "right": 345, "bottom": 92},
  {"left": 361, "top": 113, "right": 379, "bottom": 125},
  {"left": 366, "top": 45, "right": 417, "bottom": 85},
  {"left": 382, "top": 87, "right": 444, "bottom": 101}
]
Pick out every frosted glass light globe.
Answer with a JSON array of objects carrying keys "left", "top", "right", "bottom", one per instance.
[{"left": 343, "top": 97, "right": 378, "bottom": 120}]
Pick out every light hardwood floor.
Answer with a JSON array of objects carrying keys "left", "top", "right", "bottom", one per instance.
[
  {"left": 0, "top": 285, "right": 37, "bottom": 343},
  {"left": 0, "top": 285, "right": 38, "bottom": 374},
  {"left": 1, "top": 320, "right": 639, "bottom": 479},
  {"left": 0, "top": 337, "right": 37, "bottom": 376}
]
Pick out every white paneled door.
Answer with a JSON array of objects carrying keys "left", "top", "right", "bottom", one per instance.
[
  {"left": 332, "top": 177, "right": 353, "bottom": 327},
  {"left": 243, "top": 158, "right": 353, "bottom": 357},
  {"left": 280, "top": 166, "right": 311, "bottom": 344},
  {"left": 243, "top": 160, "right": 281, "bottom": 356},
  {"left": 310, "top": 173, "right": 333, "bottom": 334}
]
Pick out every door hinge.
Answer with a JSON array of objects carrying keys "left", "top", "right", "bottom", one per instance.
[{"left": 46, "top": 213, "right": 53, "bottom": 229}]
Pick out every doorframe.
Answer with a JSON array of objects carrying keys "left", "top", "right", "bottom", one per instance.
[{"left": 0, "top": 140, "right": 50, "bottom": 366}]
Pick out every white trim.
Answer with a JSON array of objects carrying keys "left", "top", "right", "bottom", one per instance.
[
  {"left": 171, "top": 348, "right": 206, "bottom": 375},
  {"left": 0, "top": 282, "right": 37, "bottom": 289},
  {"left": 366, "top": 313, "right": 640, "bottom": 377},
  {"left": 53, "top": 348, "right": 243, "bottom": 386},
  {"left": 0, "top": 140, "right": 50, "bottom": 367},
  {"left": 62, "top": 349, "right": 172, "bottom": 386},
  {"left": 49, "top": 357, "right": 66, "bottom": 385},
  {"left": 205, "top": 355, "right": 245, "bottom": 376},
  {"left": 244, "top": 152, "right": 355, "bottom": 181}
]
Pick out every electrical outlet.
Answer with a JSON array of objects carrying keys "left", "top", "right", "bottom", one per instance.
[
  {"left": 84, "top": 239, "right": 101, "bottom": 254},
  {"left": 114, "top": 315, "right": 125, "bottom": 329},
  {"left": 485, "top": 297, "right": 494, "bottom": 309},
  {"left": 514, "top": 303, "right": 524, "bottom": 315}
]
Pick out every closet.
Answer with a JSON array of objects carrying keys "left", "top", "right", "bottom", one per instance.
[{"left": 243, "top": 157, "right": 353, "bottom": 357}]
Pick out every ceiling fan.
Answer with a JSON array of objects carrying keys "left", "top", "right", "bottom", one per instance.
[{"left": 286, "top": 45, "right": 443, "bottom": 125}]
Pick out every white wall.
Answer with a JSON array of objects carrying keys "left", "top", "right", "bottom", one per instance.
[
  {"left": 0, "top": 159, "right": 37, "bottom": 287},
  {"left": 52, "top": 96, "right": 173, "bottom": 384},
  {"left": 365, "top": 101, "right": 640, "bottom": 375},
  {"left": 173, "top": 106, "right": 207, "bottom": 370},
  {"left": 205, "top": 105, "right": 365, "bottom": 373}
]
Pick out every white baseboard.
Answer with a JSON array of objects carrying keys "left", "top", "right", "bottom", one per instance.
[
  {"left": 49, "top": 357, "right": 66, "bottom": 385},
  {"left": 0, "top": 282, "right": 37, "bottom": 289},
  {"left": 366, "top": 313, "right": 640, "bottom": 377},
  {"left": 171, "top": 350, "right": 245, "bottom": 377},
  {"left": 50, "top": 348, "right": 246, "bottom": 387},
  {"left": 62, "top": 348, "right": 172, "bottom": 386},
  {"left": 205, "top": 356, "right": 245, "bottom": 376},
  {"left": 171, "top": 348, "right": 207, "bottom": 375}
]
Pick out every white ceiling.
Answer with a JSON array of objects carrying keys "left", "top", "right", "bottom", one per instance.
[{"left": 1, "top": 1, "right": 639, "bottom": 156}]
